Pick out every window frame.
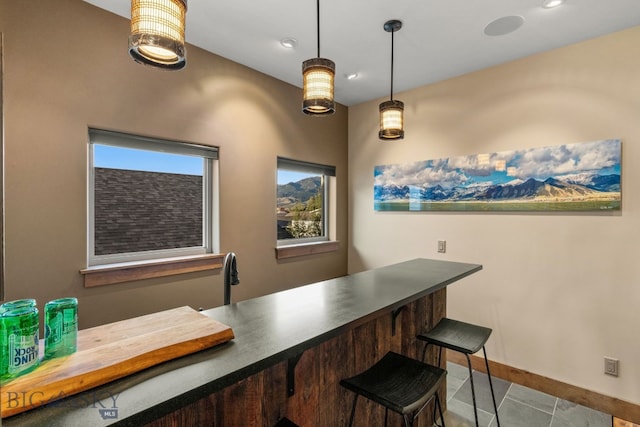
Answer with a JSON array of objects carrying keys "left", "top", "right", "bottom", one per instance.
[
  {"left": 87, "top": 129, "right": 219, "bottom": 267},
  {"left": 276, "top": 157, "right": 336, "bottom": 248}
]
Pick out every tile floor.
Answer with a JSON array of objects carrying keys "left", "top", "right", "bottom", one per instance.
[{"left": 442, "top": 362, "right": 612, "bottom": 427}]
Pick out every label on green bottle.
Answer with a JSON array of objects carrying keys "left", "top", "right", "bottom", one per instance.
[
  {"left": 45, "top": 298, "right": 78, "bottom": 359},
  {"left": 1, "top": 306, "right": 40, "bottom": 379},
  {"left": 8, "top": 332, "right": 39, "bottom": 374},
  {"left": 63, "top": 308, "right": 77, "bottom": 334},
  {"left": 47, "top": 313, "right": 62, "bottom": 345}
]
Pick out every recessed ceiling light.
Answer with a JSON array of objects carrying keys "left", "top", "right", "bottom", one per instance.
[
  {"left": 280, "top": 38, "right": 297, "bottom": 49},
  {"left": 542, "top": 0, "right": 565, "bottom": 8},
  {"left": 345, "top": 72, "right": 359, "bottom": 80},
  {"left": 483, "top": 15, "right": 525, "bottom": 37}
]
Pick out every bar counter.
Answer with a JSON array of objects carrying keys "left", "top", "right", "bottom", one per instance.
[{"left": 3, "top": 258, "right": 482, "bottom": 427}]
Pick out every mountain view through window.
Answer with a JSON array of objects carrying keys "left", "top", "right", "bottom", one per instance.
[{"left": 277, "top": 170, "right": 324, "bottom": 241}]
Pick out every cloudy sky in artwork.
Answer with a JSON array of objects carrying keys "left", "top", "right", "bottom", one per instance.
[{"left": 374, "top": 139, "right": 621, "bottom": 189}]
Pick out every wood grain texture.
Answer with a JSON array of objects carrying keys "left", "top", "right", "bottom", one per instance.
[
  {"left": 275, "top": 241, "right": 339, "bottom": 260},
  {"left": 81, "top": 254, "right": 224, "bottom": 287},
  {"left": 614, "top": 417, "right": 640, "bottom": 427},
  {"left": 0, "top": 306, "right": 234, "bottom": 418},
  {"left": 146, "top": 289, "right": 446, "bottom": 427}
]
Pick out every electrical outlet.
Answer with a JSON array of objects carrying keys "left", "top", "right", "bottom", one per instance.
[
  {"left": 604, "top": 357, "right": 619, "bottom": 377},
  {"left": 437, "top": 240, "right": 446, "bottom": 253}
]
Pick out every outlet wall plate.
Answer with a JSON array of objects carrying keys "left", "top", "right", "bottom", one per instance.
[{"left": 604, "top": 357, "right": 619, "bottom": 377}]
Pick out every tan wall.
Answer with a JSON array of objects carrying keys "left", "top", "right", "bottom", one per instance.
[
  {"left": 349, "top": 27, "right": 640, "bottom": 405},
  {"left": 0, "top": 0, "right": 348, "bottom": 327}
]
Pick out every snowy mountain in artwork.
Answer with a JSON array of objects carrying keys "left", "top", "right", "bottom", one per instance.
[{"left": 374, "top": 139, "right": 621, "bottom": 211}]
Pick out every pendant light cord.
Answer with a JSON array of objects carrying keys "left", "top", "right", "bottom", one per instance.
[
  {"left": 316, "top": 0, "right": 321, "bottom": 58},
  {"left": 390, "top": 30, "right": 395, "bottom": 101}
]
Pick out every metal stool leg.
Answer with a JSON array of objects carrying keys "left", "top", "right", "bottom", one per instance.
[
  {"left": 483, "top": 346, "right": 500, "bottom": 427},
  {"left": 434, "top": 346, "right": 444, "bottom": 422},
  {"left": 435, "top": 392, "right": 446, "bottom": 427},
  {"left": 422, "top": 344, "right": 447, "bottom": 427},
  {"left": 465, "top": 354, "right": 480, "bottom": 427},
  {"left": 348, "top": 394, "right": 358, "bottom": 427},
  {"left": 420, "top": 341, "right": 444, "bottom": 368},
  {"left": 421, "top": 341, "right": 430, "bottom": 362}
]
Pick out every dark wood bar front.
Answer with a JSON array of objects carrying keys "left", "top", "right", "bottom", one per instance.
[
  {"left": 3, "top": 258, "right": 481, "bottom": 427},
  {"left": 147, "top": 289, "right": 446, "bottom": 427}
]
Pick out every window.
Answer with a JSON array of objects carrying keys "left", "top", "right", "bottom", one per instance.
[
  {"left": 277, "top": 157, "right": 336, "bottom": 247},
  {"left": 88, "top": 129, "right": 219, "bottom": 267}
]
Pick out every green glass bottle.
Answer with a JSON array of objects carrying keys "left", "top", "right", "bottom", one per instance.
[
  {"left": 0, "top": 306, "right": 40, "bottom": 381},
  {"left": 44, "top": 297, "right": 78, "bottom": 359}
]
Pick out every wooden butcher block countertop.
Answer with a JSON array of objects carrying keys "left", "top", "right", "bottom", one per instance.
[{"left": 0, "top": 306, "right": 234, "bottom": 418}]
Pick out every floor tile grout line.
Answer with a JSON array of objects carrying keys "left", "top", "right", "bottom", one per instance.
[
  {"left": 495, "top": 382, "right": 512, "bottom": 420},
  {"left": 446, "top": 363, "right": 470, "bottom": 382},
  {"left": 452, "top": 366, "right": 508, "bottom": 423},
  {"left": 453, "top": 365, "right": 552, "bottom": 427},
  {"left": 504, "top": 395, "right": 557, "bottom": 416},
  {"left": 550, "top": 396, "right": 559, "bottom": 427},
  {"left": 445, "top": 363, "right": 469, "bottom": 405},
  {"left": 468, "top": 365, "right": 559, "bottom": 417},
  {"left": 447, "top": 374, "right": 468, "bottom": 397},
  {"left": 449, "top": 395, "right": 495, "bottom": 419},
  {"left": 502, "top": 395, "right": 559, "bottom": 423},
  {"left": 448, "top": 363, "right": 612, "bottom": 427}
]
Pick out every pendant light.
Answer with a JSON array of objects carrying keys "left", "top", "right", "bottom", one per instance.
[
  {"left": 129, "top": 0, "right": 188, "bottom": 70},
  {"left": 379, "top": 20, "right": 404, "bottom": 140},
  {"left": 302, "top": 0, "right": 335, "bottom": 115}
]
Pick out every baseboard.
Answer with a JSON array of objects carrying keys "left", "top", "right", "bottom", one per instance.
[{"left": 447, "top": 351, "right": 640, "bottom": 425}]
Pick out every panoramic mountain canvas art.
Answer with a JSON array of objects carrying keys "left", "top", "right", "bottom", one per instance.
[{"left": 374, "top": 139, "right": 621, "bottom": 211}]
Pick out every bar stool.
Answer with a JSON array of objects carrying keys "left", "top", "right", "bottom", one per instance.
[
  {"left": 340, "top": 351, "right": 446, "bottom": 427},
  {"left": 417, "top": 318, "right": 500, "bottom": 427}
]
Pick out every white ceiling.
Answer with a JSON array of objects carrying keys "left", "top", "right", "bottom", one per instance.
[{"left": 84, "top": 0, "right": 640, "bottom": 106}]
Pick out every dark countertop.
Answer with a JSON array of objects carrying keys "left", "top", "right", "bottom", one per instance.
[{"left": 3, "top": 258, "right": 482, "bottom": 427}]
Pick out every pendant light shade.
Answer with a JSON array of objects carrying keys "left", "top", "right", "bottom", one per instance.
[
  {"left": 129, "top": 0, "right": 187, "bottom": 70},
  {"left": 379, "top": 99, "right": 404, "bottom": 139},
  {"left": 379, "top": 20, "right": 404, "bottom": 140},
  {"left": 302, "top": 58, "right": 336, "bottom": 115},
  {"left": 302, "top": 0, "right": 335, "bottom": 115}
]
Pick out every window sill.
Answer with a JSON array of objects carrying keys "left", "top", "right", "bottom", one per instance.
[
  {"left": 275, "top": 241, "right": 339, "bottom": 260},
  {"left": 80, "top": 254, "right": 224, "bottom": 288}
]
